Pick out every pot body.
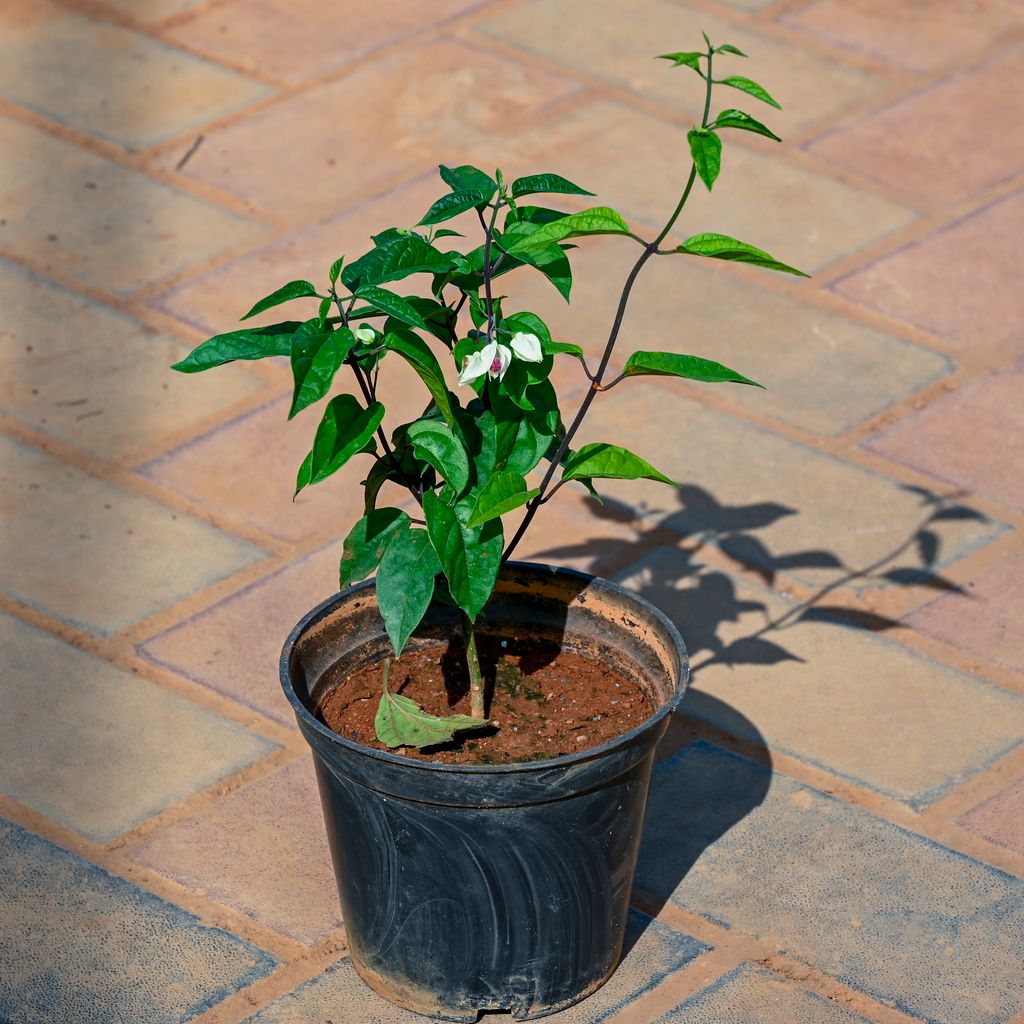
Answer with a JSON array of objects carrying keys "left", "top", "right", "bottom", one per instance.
[{"left": 280, "top": 562, "right": 688, "bottom": 1021}]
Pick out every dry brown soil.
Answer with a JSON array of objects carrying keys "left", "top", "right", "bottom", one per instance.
[{"left": 319, "top": 638, "right": 653, "bottom": 764}]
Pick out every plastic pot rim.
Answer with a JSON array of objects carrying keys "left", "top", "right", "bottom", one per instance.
[{"left": 279, "top": 560, "right": 689, "bottom": 778}]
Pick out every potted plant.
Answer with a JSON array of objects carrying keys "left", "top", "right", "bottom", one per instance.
[{"left": 172, "top": 36, "right": 803, "bottom": 1022}]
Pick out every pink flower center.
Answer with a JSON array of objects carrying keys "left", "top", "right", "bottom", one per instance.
[{"left": 490, "top": 356, "right": 503, "bottom": 374}]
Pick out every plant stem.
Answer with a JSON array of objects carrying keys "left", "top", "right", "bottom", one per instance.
[
  {"left": 478, "top": 202, "right": 503, "bottom": 340},
  {"left": 462, "top": 611, "right": 486, "bottom": 719},
  {"left": 332, "top": 287, "right": 421, "bottom": 505},
  {"left": 502, "top": 163, "right": 699, "bottom": 562},
  {"left": 701, "top": 44, "right": 714, "bottom": 128}
]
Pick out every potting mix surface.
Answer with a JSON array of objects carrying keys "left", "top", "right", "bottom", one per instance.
[
  {"left": 319, "top": 641, "right": 653, "bottom": 763},
  {"left": 4, "top": 2, "right": 1024, "bottom": 1023}
]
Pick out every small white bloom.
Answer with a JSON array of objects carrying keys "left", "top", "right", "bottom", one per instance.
[
  {"left": 509, "top": 331, "right": 543, "bottom": 363},
  {"left": 354, "top": 325, "right": 376, "bottom": 344},
  {"left": 458, "top": 340, "right": 512, "bottom": 385}
]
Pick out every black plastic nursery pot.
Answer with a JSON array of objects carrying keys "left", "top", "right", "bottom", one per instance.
[{"left": 280, "top": 561, "right": 689, "bottom": 1022}]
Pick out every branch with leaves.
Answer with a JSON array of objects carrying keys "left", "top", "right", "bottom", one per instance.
[{"left": 172, "top": 35, "right": 807, "bottom": 750}]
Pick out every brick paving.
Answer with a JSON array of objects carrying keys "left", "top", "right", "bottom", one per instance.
[{"left": 1, "top": 2, "right": 1023, "bottom": 1023}]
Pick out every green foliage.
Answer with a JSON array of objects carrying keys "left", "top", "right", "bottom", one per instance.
[
  {"left": 562, "top": 443, "right": 675, "bottom": 486},
  {"left": 658, "top": 51, "right": 703, "bottom": 71},
  {"left": 465, "top": 471, "right": 540, "bottom": 527},
  {"left": 354, "top": 285, "right": 430, "bottom": 329},
  {"left": 712, "top": 108, "right": 780, "bottom": 142},
  {"left": 171, "top": 322, "right": 301, "bottom": 373},
  {"left": 288, "top": 324, "right": 356, "bottom": 419},
  {"left": 374, "top": 659, "right": 486, "bottom": 749},
  {"left": 719, "top": 75, "right": 781, "bottom": 109},
  {"left": 509, "top": 173, "right": 595, "bottom": 199},
  {"left": 423, "top": 491, "right": 503, "bottom": 621},
  {"left": 377, "top": 526, "right": 441, "bottom": 655},
  {"left": 439, "top": 164, "right": 497, "bottom": 198},
  {"left": 383, "top": 331, "right": 456, "bottom": 425},
  {"left": 342, "top": 233, "right": 453, "bottom": 290},
  {"left": 675, "top": 233, "right": 808, "bottom": 276},
  {"left": 172, "top": 36, "right": 806, "bottom": 746},
  {"left": 623, "top": 350, "right": 763, "bottom": 388},
  {"left": 241, "top": 280, "right": 321, "bottom": 321},
  {"left": 338, "top": 508, "right": 410, "bottom": 588},
  {"left": 688, "top": 128, "right": 722, "bottom": 191},
  {"left": 406, "top": 419, "right": 470, "bottom": 496},
  {"left": 294, "top": 395, "right": 383, "bottom": 496},
  {"left": 499, "top": 207, "right": 630, "bottom": 258},
  {"left": 419, "top": 189, "right": 493, "bottom": 226}
]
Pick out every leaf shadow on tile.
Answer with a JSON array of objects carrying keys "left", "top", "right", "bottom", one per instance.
[
  {"left": 536, "top": 479, "right": 986, "bottom": 669},
  {"left": 531, "top": 479, "right": 995, "bottom": 946}
]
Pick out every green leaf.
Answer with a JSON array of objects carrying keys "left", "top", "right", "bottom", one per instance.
[
  {"left": 362, "top": 458, "right": 402, "bottom": 514},
  {"left": 502, "top": 313, "right": 580, "bottom": 359},
  {"left": 328, "top": 257, "right": 344, "bottom": 285},
  {"left": 716, "top": 43, "right": 747, "bottom": 57},
  {"left": 544, "top": 339, "right": 584, "bottom": 358},
  {"left": 514, "top": 241, "right": 573, "bottom": 301},
  {"left": 499, "top": 206, "right": 630, "bottom": 257},
  {"left": 439, "top": 164, "right": 497, "bottom": 199},
  {"left": 170, "top": 321, "right": 301, "bottom": 373},
  {"left": 374, "top": 659, "right": 485, "bottom": 748},
  {"left": 423, "top": 491, "right": 503, "bottom": 621},
  {"left": 465, "top": 471, "right": 540, "bottom": 527},
  {"left": 288, "top": 325, "right": 357, "bottom": 419},
  {"left": 688, "top": 128, "right": 722, "bottom": 191},
  {"left": 719, "top": 75, "right": 781, "bottom": 109},
  {"left": 493, "top": 386, "right": 558, "bottom": 477},
  {"left": 339, "top": 508, "right": 410, "bottom": 588},
  {"left": 342, "top": 234, "right": 453, "bottom": 291},
  {"left": 418, "top": 189, "right": 492, "bottom": 226},
  {"left": 406, "top": 419, "right": 470, "bottom": 496},
  {"left": 675, "top": 232, "right": 808, "bottom": 277},
  {"left": 241, "top": 280, "right": 320, "bottom": 321},
  {"left": 562, "top": 443, "right": 675, "bottom": 486},
  {"left": 432, "top": 228, "right": 464, "bottom": 239},
  {"left": 502, "top": 310, "right": 551, "bottom": 346},
  {"left": 657, "top": 51, "right": 703, "bottom": 71},
  {"left": 713, "top": 108, "right": 780, "bottom": 142},
  {"left": 454, "top": 405, "right": 498, "bottom": 487},
  {"left": 623, "top": 350, "right": 763, "bottom": 388},
  {"left": 377, "top": 526, "right": 440, "bottom": 655},
  {"left": 383, "top": 331, "right": 456, "bottom": 426},
  {"left": 354, "top": 285, "right": 430, "bottom": 329},
  {"left": 506, "top": 205, "right": 570, "bottom": 228},
  {"left": 509, "top": 173, "right": 595, "bottom": 199},
  {"left": 383, "top": 295, "right": 454, "bottom": 344},
  {"left": 294, "top": 395, "right": 384, "bottom": 496}
]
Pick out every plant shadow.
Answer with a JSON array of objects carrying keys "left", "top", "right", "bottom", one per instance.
[{"left": 531, "top": 480, "right": 990, "bottom": 948}]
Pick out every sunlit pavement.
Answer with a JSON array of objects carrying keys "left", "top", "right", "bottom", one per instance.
[{"left": 2, "top": 2, "right": 1023, "bottom": 1022}]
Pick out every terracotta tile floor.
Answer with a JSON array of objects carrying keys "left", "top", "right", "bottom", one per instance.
[{"left": 2, "top": 2, "right": 1023, "bottom": 1022}]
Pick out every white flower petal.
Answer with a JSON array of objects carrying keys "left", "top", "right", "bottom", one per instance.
[
  {"left": 490, "top": 344, "right": 512, "bottom": 381},
  {"left": 458, "top": 341, "right": 497, "bottom": 386},
  {"left": 509, "top": 331, "right": 543, "bottom": 363},
  {"left": 355, "top": 325, "right": 376, "bottom": 344}
]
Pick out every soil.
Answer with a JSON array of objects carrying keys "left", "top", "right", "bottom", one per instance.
[{"left": 318, "top": 637, "right": 653, "bottom": 765}]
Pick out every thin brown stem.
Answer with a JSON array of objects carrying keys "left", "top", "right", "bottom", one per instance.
[{"left": 502, "top": 163, "right": 701, "bottom": 561}]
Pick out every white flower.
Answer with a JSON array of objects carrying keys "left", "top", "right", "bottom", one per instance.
[
  {"left": 457, "top": 332, "right": 545, "bottom": 387},
  {"left": 509, "top": 331, "right": 543, "bottom": 363},
  {"left": 354, "top": 325, "right": 376, "bottom": 344},
  {"left": 458, "top": 340, "right": 512, "bottom": 385}
]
